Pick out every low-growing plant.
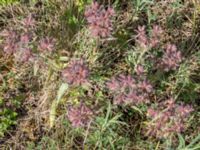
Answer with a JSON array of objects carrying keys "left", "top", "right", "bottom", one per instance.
[{"left": 0, "top": 0, "right": 200, "bottom": 149}]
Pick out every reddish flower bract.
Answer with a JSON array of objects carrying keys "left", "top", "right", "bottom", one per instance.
[
  {"left": 67, "top": 104, "right": 93, "bottom": 127},
  {"left": 85, "top": 1, "right": 115, "bottom": 38},
  {"left": 62, "top": 59, "right": 90, "bottom": 86},
  {"left": 107, "top": 74, "right": 153, "bottom": 105},
  {"left": 146, "top": 98, "right": 193, "bottom": 139},
  {"left": 160, "top": 44, "right": 182, "bottom": 71}
]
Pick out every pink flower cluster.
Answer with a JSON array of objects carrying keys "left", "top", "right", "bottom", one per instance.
[
  {"left": 67, "top": 103, "right": 93, "bottom": 127},
  {"left": 62, "top": 59, "right": 90, "bottom": 86},
  {"left": 146, "top": 98, "right": 193, "bottom": 138},
  {"left": 85, "top": 1, "right": 115, "bottom": 38},
  {"left": 1, "top": 14, "right": 57, "bottom": 62},
  {"left": 160, "top": 44, "right": 182, "bottom": 71},
  {"left": 1, "top": 29, "right": 18, "bottom": 54},
  {"left": 107, "top": 74, "right": 153, "bottom": 105},
  {"left": 21, "top": 14, "right": 36, "bottom": 30},
  {"left": 1, "top": 15, "right": 36, "bottom": 62},
  {"left": 38, "top": 37, "right": 56, "bottom": 52},
  {"left": 135, "top": 25, "right": 163, "bottom": 49}
]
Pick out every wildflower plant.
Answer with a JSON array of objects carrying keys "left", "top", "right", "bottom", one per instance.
[
  {"left": 62, "top": 59, "right": 90, "bottom": 87},
  {"left": 146, "top": 98, "right": 193, "bottom": 139},
  {"left": 1, "top": 29, "right": 18, "bottom": 54},
  {"left": 1, "top": 15, "right": 36, "bottom": 62},
  {"left": 0, "top": 1, "right": 199, "bottom": 149},
  {"left": 107, "top": 74, "right": 153, "bottom": 105},
  {"left": 135, "top": 25, "right": 163, "bottom": 49},
  {"left": 38, "top": 37, "right": 56, "bottom": 53},
  {"left": 160, "top": 44, "right": 182, "bottom": 71},
  {"left": 85, "top": 1, "right": 115, "bottom": 38},
  {"left": 67, "top": 103, "right": 93, "bottom": 127}
]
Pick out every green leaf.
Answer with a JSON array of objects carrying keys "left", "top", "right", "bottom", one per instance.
[
  {"left": 187, "top": 134, "right": 200, "bottom": 148},
  {"left": 49, "top": 83, "right": 68, "bottom": 128},
  {"left": 177, "top": 134, "right": 185, "bottom": 149},
  {"left": 49, "top": 101, "right": 57, "bottom": 128},
  {"left": 56, "top": 83, "right": 68, "bottom": 101},
  {"left": 33, "top": 61, "right": 39, "bottom": 76}
]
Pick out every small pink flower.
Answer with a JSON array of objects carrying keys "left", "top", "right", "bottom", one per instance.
[
  {"left": 146, "top": 98, "right": 193, "bottom": 139},
  {"left": 118, "top": 74, "right": 136, "bottom": 90},
  {"left": 3, "top": 42, "right": 18, "bottom": 54},
  {"left": 15, "top": 48, "right": 32, "bottom": 62},
  {"left": 149, "top": 25, "right": 163, "bottom": 48},
  {"left": 85, "top": 2, "right": 115, "bottom": 38},
  {"left": 113, "top": 93, "right": 126, "bottom": 105},
  {"left": 106, "top": 77, "right": 120, "bottom": 92},
  {"left": 176, "top": 105, "right": 194, "bottom": 118},
  {"left": 22, "top": 14, "right": 35, "bottom": 28},
  {"left": 62, "top": 59, "right": 90, "bottom": 86},
  {"left": 135, "top": 25, "right": 163, "bottom": 48},
  {"left": 151, "top": 25, "right": 163, "bottom": 38},
  {"left": 20, "top": 34, "right": 30, "bottom": 44},
  {"left": 1, "top": 29, "right": 18, "bottom": 54},
  {"left": 107, "top": 74, "right": 152, "bottom": 105},
  {"left": 138, "top": 80, "right": 153, "bottom": 93},
  {"left": 160, "top": 44, "right": 182, "bottom": 71},
  {"left": 135, "top": 65, "right": 145, "bottom": 75},
  {"left": 38, "top": 37, "right": 56, "bottom": 52},
  {"left": 67, "top": 104, "right": 93, "bottom": 127},
  {"left": 147, "top": 108, "right": 158, "bottom": 118},
  {"left": 135, "top": 26, "right": 148, "bottom": 48}
]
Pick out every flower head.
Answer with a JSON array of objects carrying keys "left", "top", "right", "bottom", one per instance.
[
  {"left": 107, "top": 74, "right": 152, "bottom": 105},
  {"left": 135, "top": 65, "right": 145, "bottom": 76},
  {"left": 146, "top": 98, "right": 193, "bottom": 139},
  {"left": 22, "top": 14, "right": 35, "bottom": 28},
  {"left": 38, "top": 37, "right": 56, "bottom": 52},
  {"left": 160, "top": 44, "right": 182, "bottom": 71},
  {"left": 20, "top": 34, "right": 30, "bottom": 44},
  {"left": 16, "top": 48, "right": 32, "bottom": 62},
  {"left": 135, "top": 25, "right": 163, "bottom": 48},
  {"left": 1, "top": 29, "right": 18, "bottom": 54},
  {"left": 149, "top": 25, "right": 163, "bottom": 47},
  {"left": 85, "top": 1, "right": 115, "bottom": 38},
  {"left": 135, "top": 26, "right": 148, "bottom": 48},
  {"left": 67, "top": 104, "right": 93, "bottom": 127},
  {"left": 62, "top": 59, "right": 90, "bottom": 86}
]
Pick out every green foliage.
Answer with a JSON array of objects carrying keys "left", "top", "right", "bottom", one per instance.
[
  {"left": 177, "top": 134, "right": 200, "bottom": 150},
  {"left": 0, "top": 0, "right": 19, "bottom": 5},
  {"left": 0, "top": 108, "right": 17, "bottom": 137},
  {"left": 86, "top": 103, "right": 130, "bottom": 149},
  {"left": 49, "top": 83, "right": 68, "bottom": 128},
  {"left": 0, "top": 94, "right": 22, "bottom": 137},
  {"left": 132, "top": 0, "right": 154, "bottom": 12}
]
